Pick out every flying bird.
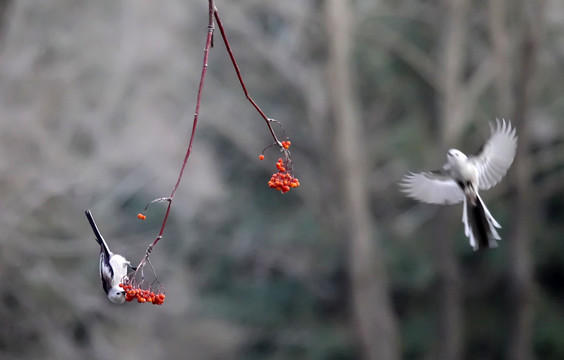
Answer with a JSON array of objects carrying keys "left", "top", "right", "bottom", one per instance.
[
  {"left": 401, "top": 119, "right": 517, "bottom": 250},
  {"left": 85, "top": 210, "right": 133, "bottom": 303}
]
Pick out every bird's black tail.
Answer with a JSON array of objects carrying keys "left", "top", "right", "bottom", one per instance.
[
  {"left": 85, "top": 210, "right": 112, "bottom": 257},
  {"left": 463, "top": 195, "right": 501, "bottom": 251}
]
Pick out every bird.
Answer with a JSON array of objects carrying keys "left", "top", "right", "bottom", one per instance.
[
  {"left": 400, "top": 119, "right": 517, "bottom": 250},
  {"left": 85, "top": 210, "right": 133, "bottom": 303}
]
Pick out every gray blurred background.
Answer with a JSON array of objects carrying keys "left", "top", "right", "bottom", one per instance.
[{"left": 0, "top": 0, "right": 563, "bottom": 359}]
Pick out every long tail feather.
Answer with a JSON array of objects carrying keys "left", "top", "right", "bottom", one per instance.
[
  {"left": 85, "top": 210, "right": 112, "bottom": 257},
  {"left": 462, "top": 194, "right": 501, "bottom": 250}
]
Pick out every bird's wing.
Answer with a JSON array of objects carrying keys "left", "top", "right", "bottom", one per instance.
[
  {"left": 469, "top": 119, "right": 517, "bottom": 190},
  {"left": 400, "top": 170, "right": 464, "bottom": 205},
  {"left": 100, "top": 253, "right": 114, "bottom": 295}
]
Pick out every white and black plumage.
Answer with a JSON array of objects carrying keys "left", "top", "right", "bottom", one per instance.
[
  {"left": 85, "top": 210, "right": 132, "bottom": 303},
  {"left": 401, "top": 119, "right": 518, "bottom": 250}
]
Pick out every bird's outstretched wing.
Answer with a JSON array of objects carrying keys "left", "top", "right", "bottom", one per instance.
[
  {"left": 469, "top": 119, "right": 517, "bottom": 190},
  {"left": 400, "top": 170, "right": 464, "bottom": 205}
]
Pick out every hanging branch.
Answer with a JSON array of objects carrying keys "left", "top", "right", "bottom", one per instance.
[
  {"left": 134, "top": 0, "right": 216, "bottom": 274},
  {"left": 107, "top": 0, "right": 300, "bottom": 305}
]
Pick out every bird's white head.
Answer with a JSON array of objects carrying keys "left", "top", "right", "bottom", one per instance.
[
  {"left": 447, "top": 149, "right": 468, "bottom": 164},
  {"left": 107, "top": 286, "right": 126, "bottom": 304}
]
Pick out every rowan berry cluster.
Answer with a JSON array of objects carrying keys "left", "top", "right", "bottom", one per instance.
[
  {"left": 268, "top": 158, "right": 300, "bottom": 193},
  {"left": 119, "top": 283, "right": 166, "bottom": 305},
  {"left": 281, "top": 140, "right": 291, "bottom": 149}
]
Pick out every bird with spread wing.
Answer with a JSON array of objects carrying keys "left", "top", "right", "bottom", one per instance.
[{"left": 401, "top": 119, "right": 518, "bottom": 250}]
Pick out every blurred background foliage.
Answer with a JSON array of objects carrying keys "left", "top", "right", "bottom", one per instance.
[{"left": 0, "top": 0, "right": 563, "bottom": 359}]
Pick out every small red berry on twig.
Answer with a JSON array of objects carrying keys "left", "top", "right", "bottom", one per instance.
[
  {"left": 268, "top": 157, "right": 300, "bottom": 194},
  {"left": 119, "top": 277, "right": 166, "bottom": 306}
]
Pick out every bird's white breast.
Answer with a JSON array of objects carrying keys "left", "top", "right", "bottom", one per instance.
[
  {"left": 448, "top": 157, "right": 478, "bottom": 183},
  {"left": 109, "top": 254, "right": 130, "bottom": 286}
]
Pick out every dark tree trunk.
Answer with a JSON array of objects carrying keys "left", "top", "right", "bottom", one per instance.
[
  {"left": 325, "top": 0, "right": 399, "bottom": 359},
  {"left": 507, "top": 2, "right": 543, "bottom": 359},
  {"left": 433, "top": 210, "right": 462, "bottom": 360},
  {"left": 434, "top": 0, "right": 469, "bottom": 358}
]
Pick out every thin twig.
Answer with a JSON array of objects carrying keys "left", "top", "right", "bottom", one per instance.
[{"left": 214, "top": 8, "right": 283, "bottom": 148}]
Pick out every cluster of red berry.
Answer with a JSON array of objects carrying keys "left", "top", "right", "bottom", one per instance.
[
  {"left": 268, "top": 158, "right": 300, "bottom": 193},
  {"left": 137, "top": 213, "right": 147, "bottom": 220},
  {"left": 258, "top": 140, "right": 300, "bottom": 193},
  {"left": 119, "top": 283, "right": 166, "bottom": 305}
]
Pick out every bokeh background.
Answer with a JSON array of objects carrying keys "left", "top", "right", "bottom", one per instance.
[{"left": 1, "top": 0, "right": 563, "bottom": 359}]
